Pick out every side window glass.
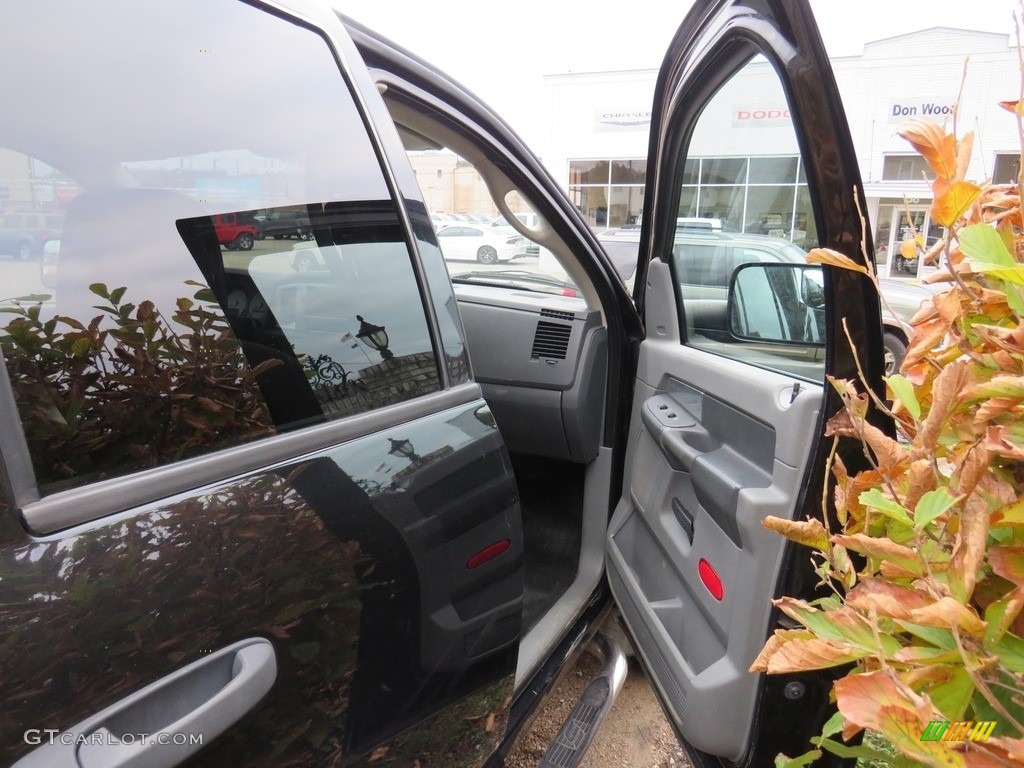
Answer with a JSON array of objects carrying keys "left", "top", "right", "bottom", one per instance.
[
  {"left": 403, "top": 148, "right": 590, "bottom": 300},
  {"left": 671, "top": 57, "right": 823, "bottom": 379},
  {"left": 0, "top": 2, "right": 440, "bottom": 496}
]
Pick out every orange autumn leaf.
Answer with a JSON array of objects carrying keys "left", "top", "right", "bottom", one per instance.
[
  {"left": 999, "top": 99, "right": 1024, "bottom": 115},
  {"left": 747, "top": 628, "right": 867, "bottom": 673},
  {"left": 898, "top": 118, "right": 959, "bottom": 181},
  {"left": 901, "top": 238, "right": 920, "bottom": 260},
  {"left": 805, "top": 247, "right": 869, "bottom": 274},
  {"left": 931, "top": 181, "right": 982, "bottom": 227}
]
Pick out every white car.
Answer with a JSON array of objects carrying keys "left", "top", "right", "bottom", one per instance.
[{"left": 436, "top": 223, "right": 526, "bottom": 263}]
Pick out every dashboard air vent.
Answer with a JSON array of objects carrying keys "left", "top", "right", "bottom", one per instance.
[
  {"left": 540, "top": 308, "right": 575, "bottom": 321},
  {"left": 531, "top": 321, "right": 572, "bottom": 360}
]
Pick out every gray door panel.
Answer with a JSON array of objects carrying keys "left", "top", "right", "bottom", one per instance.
[{"left": 609, "top": 263, "right": 822, "bottom": 761}]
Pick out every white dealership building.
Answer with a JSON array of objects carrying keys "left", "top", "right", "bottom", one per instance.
[{"left": 538, "top": 27, "right": 1021, "bottom": 279}]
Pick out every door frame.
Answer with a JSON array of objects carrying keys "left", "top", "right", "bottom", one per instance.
[{"left": 622, "top": 0, "right": 892, "bottom": 764}]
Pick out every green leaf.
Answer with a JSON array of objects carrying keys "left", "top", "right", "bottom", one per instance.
[
  {"left": 88, "top": 282, "right": 110, "bottom": 298},
  {"left": 109, "top": 286, "right": 127, "bottom": 305},
  {"left": 859, "top": 488, "right": 913, "bottom": 526},
  {"left": 913, "top": 488, "right": 960, "bottom": 530},
  {"left": 970, "top": 260, "right": 1024, "bottom": 286},
  {"left": 885, "top": 374, "right": 921, "bottom": 420},
  {"left": 774, "top": 749, "right": 822, "bottom": 768},
  {"left": 812, "top": 736, "right": 902, "bottom": 761},
  {"left": 70, "top": 338, "right": 92, "bottom": 357},
  {"left": 897, "top": 623, "right": 957, "bottom": 650},
  {"left": 926, "top": 667, "right": 974, "bottom": 721},
  {"left": 971, "top": 669, "right": 1024, "bottom": 736},
  {"left": 959, "top": 223, "right": 1015, "bottom": 266},
  {"left": 1007, "top": 283, "right": 1024, "bottom": 315},
  {"left": 0, "top": 293, "right": 51, "bottom": 304},
  {"left": 776, "top": 600, "right": 848, "bottom": 642},
  {"left": 991, "top": 632, "right": 1024, "bottom": 673},
  {"left": 820, "top": 710, "right": 845, "bottom": 739},
  {"left": 984, "top": 594, "right": 1020, "bottom": 645}
]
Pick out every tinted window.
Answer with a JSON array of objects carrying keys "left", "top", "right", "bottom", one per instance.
[{"left": 0, "top": 0, "right": 439, "bottom": 495}]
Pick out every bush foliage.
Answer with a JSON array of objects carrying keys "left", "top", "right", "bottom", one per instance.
[{"left": 752, "top": 110, "right": 1024, "bottom": 766}]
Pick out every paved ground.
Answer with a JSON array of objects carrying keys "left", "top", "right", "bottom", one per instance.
[{"left": 506, "top": 651, "right": 692, "bottom": 768}]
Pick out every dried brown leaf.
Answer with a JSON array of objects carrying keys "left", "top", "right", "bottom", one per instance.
[
  {"left": 989, "top": 546, "right": 1024, "bottom": 587},
  {"left": 805, "top": 247, "right": 869, "bottom": 274},
  {"left": 907, "top": 597, "right": 986, "bottom": 638},
  {"left": 845, "top": 578, "right": 933, "bottom": 620},
  {"left": 919, "top": 361, "right": 971, "bottom": 450},
  {"left": 904, "top": 459, "right": 938, "bottom": 512},
  {"left": 762, "top": 516, "right": 829, "bottom": 550}
]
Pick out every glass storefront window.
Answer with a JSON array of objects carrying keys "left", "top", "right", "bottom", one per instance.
[
  {"left": 993, "top": 153, "right": 1020, "bottom": 184},
  {"left": 743, "top": 185, "right": 795, "bottom": 235},
  {"left": 748, "top": 156, "right": 798, "bottom": 184},
  {"left": 697, "top": 185, "right": 744, "bottom": 224},
  {"left": 569, "top": 160, "right": 610, "bottom": 185},
  {"left": 882, "top": 155, "right": 931, "bottom": 181},
  {"left": 700, "top": 157, "right": 747, "bottom": 185},
  {"left": 678, "top": 186, "right": 698, "bottom": 218},
  {"left": 569, "top": 185, "right": 609, "bottom": 227},
  {"left": 681, "top": 159, "right": 699, "bottom": 186},
  {"left": 611, "top": 160, "right": 646, "bottom": 184},
  {"left": 570, "top": 154, "right": 810, "bottom": 242},
  {"left": 792, "top": 185, "right": 817, "bottom": 248},
  {"left": 609, "top": 185, "right": 644, "bottom": 227}
]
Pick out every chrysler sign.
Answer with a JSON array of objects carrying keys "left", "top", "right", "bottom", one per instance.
[{"left": 595, "top": 110, "right": 652, "bottom": 132}]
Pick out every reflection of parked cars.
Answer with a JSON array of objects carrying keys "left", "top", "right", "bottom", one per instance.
[
  {"left": 599, "top": 229, "right": 930, "bottom": 373},
  {"left": 1, "top": 2, "right": 905, "bottom": 768},
  {"left": 436, "top": 223, "right": 526, "bottom": 263},
  {"left": 256, "top": 208, "right": 312, "bottom": 240},
  {"left": 0, "top": 211, "right": 63, "bottom": 260},
  {"left": 212, "top": 212, "right": 258, "bottom": 251},
  {"left": 40, "top": 239, "right": 60, "bottom": 288},
  {"left": 290, "top": 240, "right": 326, "bottom": 273}
]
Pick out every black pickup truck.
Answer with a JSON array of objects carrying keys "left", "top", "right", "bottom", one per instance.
[
  {"left": 0, "top": 2, "right": 886, "bottom": 767},
  {"left": 255, "top": 208, "right": 313, "bottom": 240}
]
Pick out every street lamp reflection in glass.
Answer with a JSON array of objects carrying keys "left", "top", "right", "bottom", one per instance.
[{"left": 356, "top": 314, "right": 393, "bottom": 360}]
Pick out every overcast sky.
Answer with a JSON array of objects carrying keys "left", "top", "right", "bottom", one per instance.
[{"left": 332, "top": 0, "right": 1021, "bottom": 148}]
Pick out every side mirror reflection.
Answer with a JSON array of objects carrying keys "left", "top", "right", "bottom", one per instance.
[{"left": 727, "top": 263, "right": 825, "bottom": 346}]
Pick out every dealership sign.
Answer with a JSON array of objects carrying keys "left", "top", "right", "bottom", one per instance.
[
  {"left": 732, "top": 105, "right": 791, "bottom": 127},
  {"left": 595, "top": 110, "right": 652, "bottom": 132},
  {"left": 888, "top": 98, "right": 954, "bottom": 124}
]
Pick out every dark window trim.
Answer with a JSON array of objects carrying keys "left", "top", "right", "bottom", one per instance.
[
  {"left": 16, "top": 382, "right": 485, "bottom": 535},
  {"left": 0, "top": 348, "right": 37, "bottom": 510},
  {"left": 267, "top": 0, "right": 451, "bottom": 391}
]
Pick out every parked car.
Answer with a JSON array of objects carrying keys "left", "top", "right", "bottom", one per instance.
[
  {"left": 435, "top": 223, "right": 526, "bottom": 263},
  {"left": 0, "top": 2, "right": 891, "bottom": 768},
  {"left": 256, "top": 208, "right": 313, "bottom": 241},
  {"left": 213, "top": 212, "right": 258, "bottom": 251},
  {"left": 596, "top": 229, "right": 931, "bottom": 374},
  {"left": 0, "top": 210, "right": 63, "bottom": 261}
]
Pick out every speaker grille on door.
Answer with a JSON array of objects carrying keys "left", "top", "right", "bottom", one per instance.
[{"left": 531, "top": 321, "right": 572, "bottom": 359}]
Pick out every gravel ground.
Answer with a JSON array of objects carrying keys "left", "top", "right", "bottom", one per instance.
[{"left": 505, "top": 652, "right": 692, "bottom": 768}]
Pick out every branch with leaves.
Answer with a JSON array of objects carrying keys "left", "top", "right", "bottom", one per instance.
[{"left": 754, "top": 109, "right": 1024, "bottom": 767}]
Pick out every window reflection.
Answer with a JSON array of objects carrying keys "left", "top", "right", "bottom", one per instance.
[{"left": 0, "top": 0, "right": 440, "bottom": 495}]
